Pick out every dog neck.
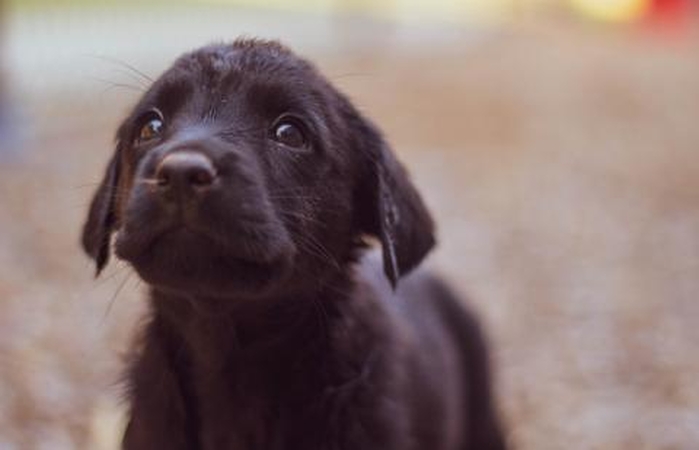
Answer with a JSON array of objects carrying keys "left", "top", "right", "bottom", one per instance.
[{"left": 148, "top": 266, "right": 355, "bottom": 371}]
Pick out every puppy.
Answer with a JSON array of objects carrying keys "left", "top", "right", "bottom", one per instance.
[{"left": 82, "top": 39, "right": 505, "bottom": 450}]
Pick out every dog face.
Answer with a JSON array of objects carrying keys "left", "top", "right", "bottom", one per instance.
[{"left": 82, "top": 39, "right": 434, "bottom": 299}]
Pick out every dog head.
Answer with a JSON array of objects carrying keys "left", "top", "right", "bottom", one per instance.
[{"left": 82, "top": 39, "right": 434, "bottom": 299}]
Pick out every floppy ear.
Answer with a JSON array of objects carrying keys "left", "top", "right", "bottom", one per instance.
[
  {"left": 354, "top": 118, "right": 436, "bottom": 288},
  {"left": 81, "top": 149, "right": 121, "bottom": 276}
]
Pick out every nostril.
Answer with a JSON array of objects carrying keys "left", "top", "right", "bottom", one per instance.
[
  {"left": 189, "top": 166, "right": 215, "bottom": 187},
  {"left": 157, "top": 172, "right": 170, "bottom": 187},
  {"left": 155, "top": 152, "right": 217, "bottom": 191}
]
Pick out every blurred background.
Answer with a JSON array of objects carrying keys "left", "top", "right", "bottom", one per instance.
[{"left": 1, "top": 0, "right": 698, "bottom": 448}]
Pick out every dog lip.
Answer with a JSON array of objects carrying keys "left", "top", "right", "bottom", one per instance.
[
  {"left": 115, "top": 222, "right": 293, "bottom": 268},
  {"left": 114, "top": 221, "right": 295, "bottom": 297}
]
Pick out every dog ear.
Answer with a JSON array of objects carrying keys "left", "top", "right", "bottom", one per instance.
[
  {"left": 352, "top": 114, "right": 436, "bottom": 288},
  {"left": 81, "top": 147, "right": 121, "bottom": 276}
]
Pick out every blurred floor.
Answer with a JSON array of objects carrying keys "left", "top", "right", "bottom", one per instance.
[{"left": 1, "top": 5, "right": 699, "bottom": 450}]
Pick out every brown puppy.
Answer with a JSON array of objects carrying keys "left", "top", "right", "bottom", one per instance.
[{"left": 82, "top": 39, "right": 505, "bottom": 450}]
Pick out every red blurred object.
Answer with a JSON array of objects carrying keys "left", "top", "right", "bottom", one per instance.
[{"left": 646, "top": 0, "right": 691, "bottom": 27}]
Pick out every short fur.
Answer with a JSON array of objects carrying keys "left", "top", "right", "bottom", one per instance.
[{"left": 82, "top": 39, "right": 505, "bottom": 450}]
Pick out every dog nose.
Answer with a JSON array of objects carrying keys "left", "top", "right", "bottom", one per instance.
[{"left": 155, "top": 152, "right": 217, "bottom": 193}]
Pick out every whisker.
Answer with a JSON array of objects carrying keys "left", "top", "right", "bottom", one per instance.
[
  {"left": 276, "top": 210, "right": 326, "bottom": 227},
  {"left": 110, "top": 67, "right": 152, "bottom": 89},
  {"left": 96, "top": 261, "right": 130, "bottom": 286},
  {"left": 136, "top": 178, "right": 162, "bottom": 186},
  {"left": 292, "top": 233, "right": 341, "bottom": 271},
  {"left": 87, "top": 54, "right": 154, "bottom": 84},
  {"left": 311, "top": 296, "right": 331, "bottom": 339},
  {"left": 304, "top": 232, "right": 342, "bottom": 270},
  {"left": 102, "top": 269, "right": 134, "bottom": 322},
  {"left": 90, "top": 77, "right": 145, "bottom": 94},
  {"left": 73, "top": 181, "right": 103, "bottom": 189},
  {"left": 329, "top": 71, "right": 373, "bottom": 81}
]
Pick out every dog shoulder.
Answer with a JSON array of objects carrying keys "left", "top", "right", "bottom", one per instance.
[{"left": 354, "top": 248, "right": 452, "bottom": 307}]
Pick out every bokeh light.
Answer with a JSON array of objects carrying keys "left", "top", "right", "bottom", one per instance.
[{"left": 569, "top": 0, "right": 651, "bottom": 23}]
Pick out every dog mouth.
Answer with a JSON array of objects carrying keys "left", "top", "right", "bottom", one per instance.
[
  {"left": 116, "top": 224, "right": 282, "bottom": 263},
  {"left": 114, "top": 222, "right": 295, "bottom": 296}
]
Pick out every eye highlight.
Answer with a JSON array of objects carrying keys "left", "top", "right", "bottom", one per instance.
[
  {"left": 134, "top": 108, "right": 165, "bottom": 146},
  {"left": 271, "top": 117, "right": 308, "bottom": 150}
]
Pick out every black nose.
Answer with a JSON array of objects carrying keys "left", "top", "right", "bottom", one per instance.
[{"left": 155, "top": 152, "right": 217, "bottom": 193}]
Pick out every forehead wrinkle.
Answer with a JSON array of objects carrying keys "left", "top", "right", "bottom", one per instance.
[
  {"left": 125, "top": 71, "right": 194, "bottom": 129},
  {"left": 244, "top": 74, "right": 324, "bottom": 115},
  {"left": 173, "top": 40, "right": 323, "bottom": 110},
  {"left": 152, "top": 78, "right": 194, "bottom": 116}
]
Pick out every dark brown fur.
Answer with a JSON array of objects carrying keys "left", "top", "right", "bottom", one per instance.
[{"left": 82, "top": 39, "right": 505, "bottom": 450}]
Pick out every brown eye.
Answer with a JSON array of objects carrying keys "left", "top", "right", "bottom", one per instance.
[
  {"left": 135, "top": 109, "right": 165, "bottom": 145},
  {"left": 272, "top": 119, "right": 307, "bottom": 149}
]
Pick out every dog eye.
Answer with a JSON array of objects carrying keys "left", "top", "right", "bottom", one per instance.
[
  {"left": 271, "top": 118, "right": 308, "bottom": 149},
  {"left": 134, "top": 109, "right": 165, "bottom": 145}
]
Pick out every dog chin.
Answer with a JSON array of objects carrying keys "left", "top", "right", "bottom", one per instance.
[{"left": 115, "top": 227, "right": 294, "bottom": 298}]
